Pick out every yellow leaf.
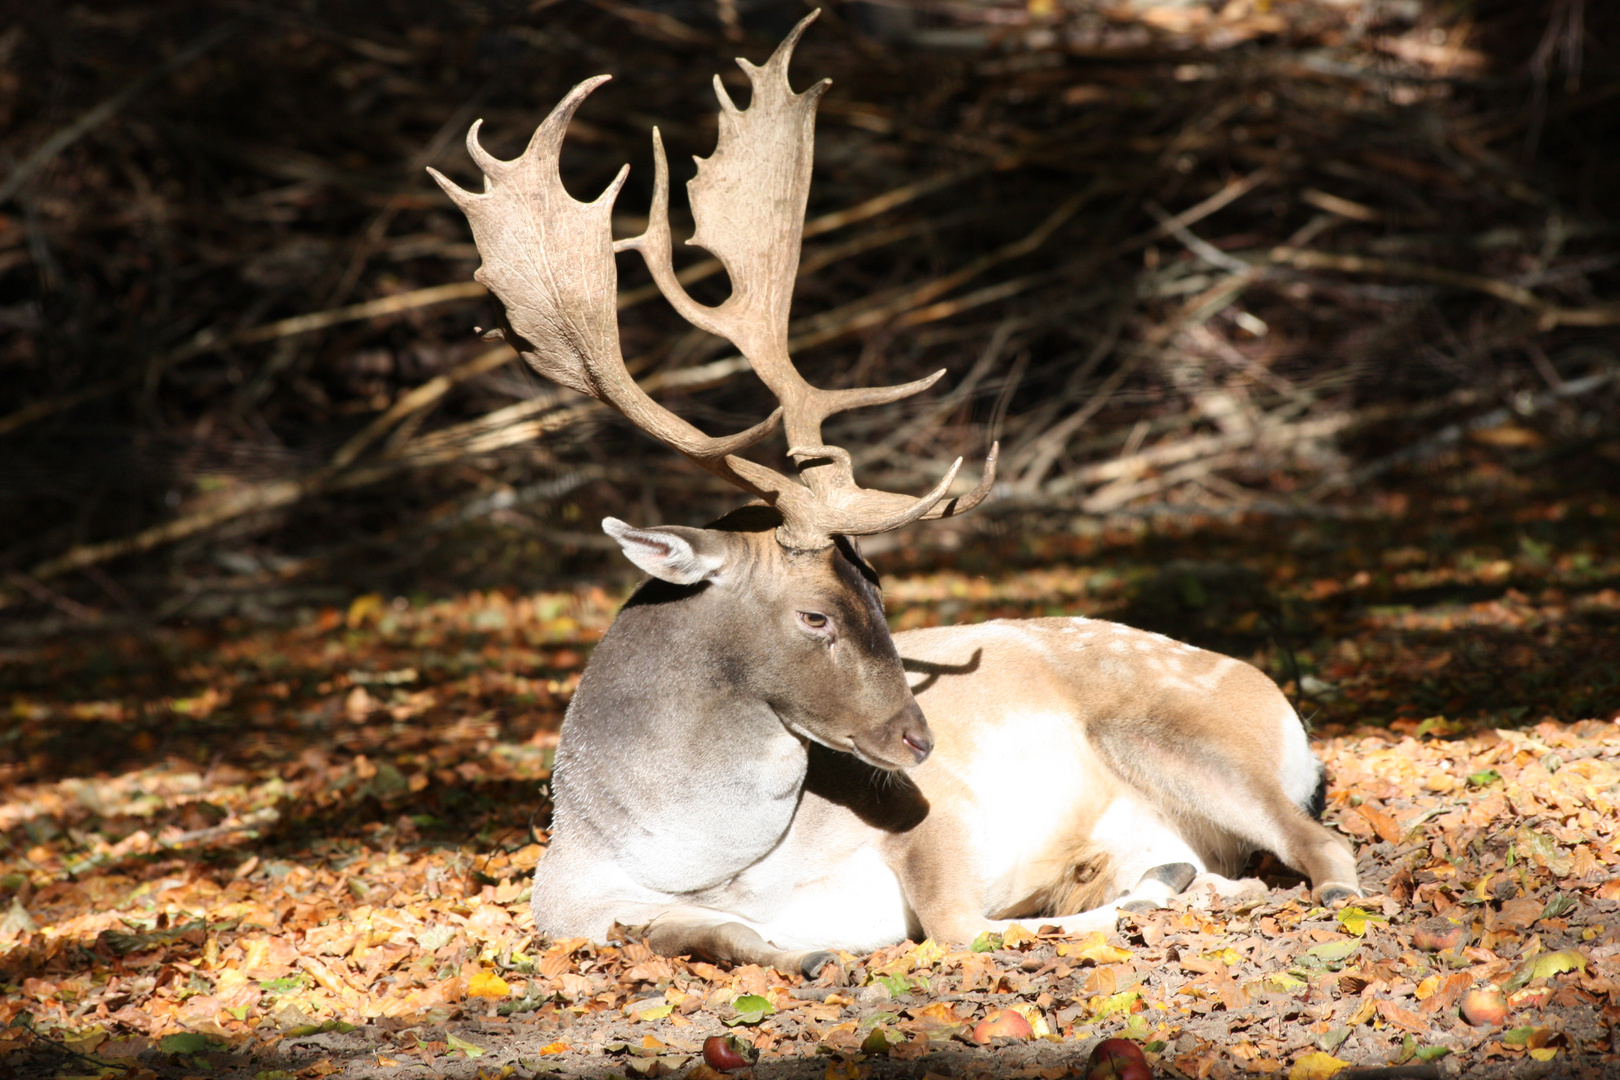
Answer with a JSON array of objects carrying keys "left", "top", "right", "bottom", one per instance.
[
  {"left": 1288, "top": 1051, "right": 1350, "bottom": 1080},
  {"left": 60, "top": 1028, "right": 108, "bottom": 1054},
  {"left": 347, "top": 592, "right": 386, "bottom": 628},
  {"left": 1526, "top": 949, "right": 1586, "bottom": 979},
  {"left": 1057, "top": 931, "right": 1132, "bottom": 964},
  {"left": 1092, "top": 990, "right": 1140, "bottom": 1018},
  {"left": 825, "top": 1059, "right": 864, "bottom": 1080},
  {"left": 466, "top": 972, "right": 511, "bottom": 999},
  {"left": 1414, "top": 975, "right": 1440, "bottom": 1001},
  {"left": 1001, "top": 923, "right": 1038, "bottom": 949},
  {"left": 538, "top": 1042, "right": 569, "bottom": 1055},
  {"left": 1205, "top": 947, "right": 1243, "bottom": 966},
  {"left": 1528, "top": 1048, "right": 1558, "bottom": 1062},
  {"left": 1336, "top": 907, "right": 1387, "bottom": 937},
  {"left": 909, "top": 938, "right": 947, "bottom": 969}
]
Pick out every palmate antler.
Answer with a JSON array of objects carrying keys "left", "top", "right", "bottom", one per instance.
[{"left": 428, "top": 11, "right": 994, "bottom": 550}]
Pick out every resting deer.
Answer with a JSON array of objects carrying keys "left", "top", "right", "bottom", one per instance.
[{"left": 430, "top": 12, "right": 1360, "bottom": 977}]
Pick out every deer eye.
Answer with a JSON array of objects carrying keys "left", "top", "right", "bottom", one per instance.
[{"left": 797, "top": 610, "right": 833, "bottom": 637}]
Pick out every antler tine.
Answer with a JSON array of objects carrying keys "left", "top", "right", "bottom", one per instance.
[
  {"left": 428, "top": 76, "right": 785, "bottom": 482},
  {"left": 917, "top": 440, "right": 999, "bottom": 520},
  {"left": 783, "top": 441, "right": 998, "bottom": 537}
]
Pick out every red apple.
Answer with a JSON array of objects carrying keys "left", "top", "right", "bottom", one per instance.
[
  {"left": 703, "top": 1034, "right": 757, "bottom": 1071},
  {"left": 1460, "top": 987, "right": 1506, "bottom": 1027},
  {"left": 1508, "top": 986, "right": 1552, "bottom": 1010},
  {"left": 1412, "top": 919, "right": 1467, "bottom": 952},
  {"left": 970, "top": 1008, "right": 1034, "bottom": 1043},
  {"left": 1086, "top": 1037, "right": 1152, "bottom": 1080}
]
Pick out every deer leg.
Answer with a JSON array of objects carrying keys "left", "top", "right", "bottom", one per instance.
[
  {"left": 1118, "top": 862, "right": 1200, "bottom": 912},
  {"left": 1264, "top": 811, "right": 1361, "bottom": 905},
  {"left": 989, "top": 861, "right": 1201, "bottom": 932},
  {"left": 1089, "top": 719, "right": 1362, "bottom": 905},
  {"left": 645, "top": 911, "right": 838, "bottom": 978},
  {"left": 1185, "top": 872, "right": 1269, "bottom": 904}
]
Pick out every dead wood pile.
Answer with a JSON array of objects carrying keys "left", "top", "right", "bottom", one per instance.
[{"left": 0, "top": 0, "right": 1615, "bottom": 625}]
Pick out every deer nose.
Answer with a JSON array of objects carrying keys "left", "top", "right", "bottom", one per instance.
[{"left": 898, "top": 702, "right": 933, "bottom": 764}]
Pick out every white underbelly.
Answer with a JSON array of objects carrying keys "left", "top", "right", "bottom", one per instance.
[
  {"left": 722, "top": 837, "right": 912, "bottom": 953},
  {"left": 950, "top": 710, "right": 1095, "bottom": 911}
]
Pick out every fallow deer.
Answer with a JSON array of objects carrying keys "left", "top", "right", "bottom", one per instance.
[{"left": 430, "top": 12, "right": 1360, "bottom": 977}]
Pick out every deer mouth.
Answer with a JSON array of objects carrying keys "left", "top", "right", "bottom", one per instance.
[
  {"left": 849, "top": 704, "right": 934, "bottom": 770},
  {"left": 770, "top": 704, "right": 931, "bottom": 771},
  {"left": 843, "top": 736, "right": 913, "bottom": 771}
]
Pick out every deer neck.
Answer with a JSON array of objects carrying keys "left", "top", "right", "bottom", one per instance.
[{"left": 547, "top": 588, "right": 808, "bottom": 893}]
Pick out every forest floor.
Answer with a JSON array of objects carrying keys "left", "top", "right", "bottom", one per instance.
[{"left": 3, "top": 438, "right": 1619, "bottom": 1080}]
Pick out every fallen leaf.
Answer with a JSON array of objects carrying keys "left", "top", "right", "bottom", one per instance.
[
  {"left": 1355, "top": 804, "right": 1405, "bottom": 845},
  {"left": 446, "top": 1033, "right": 485, "bottom": 1057},
  {"left": 1305, "top": 940, "right": 1360, "bottom": 962},
  {"left": 159, "top": 1032, "right": 221, "bottom": 1055},
  {"left": 1525, "top": 949, "right": 1586, "bottom": 979},
  {"left": 1057, "top": 931, "right": 1132, "bottom": 964},
  {"left": 467, "top": 971, "right": 511, "bottom": 999},
  {"left": 1336, "top": 908, "right": 1387, "bottom": 936},
  {"left": 1288, "top": 1051, "right": 1349, "bottom": 1080},
  {"left": 723, "top": 994, "right": 775, "bottom": 1026},
  {"left": 1000, "top": 923, "right": 1038, "bottom": 949}
]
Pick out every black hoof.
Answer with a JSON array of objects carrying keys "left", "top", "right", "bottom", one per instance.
[
  {"left": 1318, "top": 885, "right": 1361, "bottom": 906},
  {"left": 800, "top": 950, "right": 839, "bottom": 979},
  {"left": 1139, "top": 862, "right": 1198, "bottom": 893}
]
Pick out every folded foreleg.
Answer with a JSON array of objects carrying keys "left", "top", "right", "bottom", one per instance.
[{"left": 645, "top": 909, "right": 838, "bottom": 979}]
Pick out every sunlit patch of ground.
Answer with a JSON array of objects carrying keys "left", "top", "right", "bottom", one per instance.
[{"left": 3, "top": 449, "right": 1619, "bottom": 1077}]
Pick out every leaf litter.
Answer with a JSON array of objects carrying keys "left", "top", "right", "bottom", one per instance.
[
  {"left": 3, "top": 436, "right": 1618, "bottom": 1080},
  {"left": 2, "top": 0, "right": 1618, "bottom": 1071}
]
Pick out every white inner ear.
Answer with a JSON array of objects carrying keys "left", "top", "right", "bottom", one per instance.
[{"left": 602, "top": 518, "right": 724, "bottom": 585}]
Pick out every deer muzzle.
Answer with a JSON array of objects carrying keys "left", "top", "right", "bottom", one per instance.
[{"left": 895, "top": 700, "right": 934, "bottom": 766}]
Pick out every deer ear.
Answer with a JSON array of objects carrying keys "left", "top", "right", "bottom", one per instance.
[{"left": 602, "top": 518, "right": 727, "bottom": 585}]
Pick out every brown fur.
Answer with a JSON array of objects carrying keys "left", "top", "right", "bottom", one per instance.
[{"left": 993, "top": 843, "right": 1119, "bottom": 921}]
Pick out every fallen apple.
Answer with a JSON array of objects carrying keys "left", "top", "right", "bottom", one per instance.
[
  {"left": 970, "top": 1008, "right": 1034, "bottom": 1043},
  {"left": 1507, "top": 985, "right": 1552, "bottom": 1010},
  {"left": 1086, "top": 1037, "right": 1152, "bottom": 1080},
  {"left": 702, "top": 1033, "right": 758, "bottom": 1071},
  {"left": 1411, "top": 918, "right": 1467, "bottom": 952},
  {"left": 1460, "top": 987, "right": 1506, "bottom": 1027}
]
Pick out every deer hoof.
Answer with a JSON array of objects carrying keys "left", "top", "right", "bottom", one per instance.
[
  {"left": 1120, "top": 899, "right": 1164, "bottom": 914},
  {"left": 1140, "top": 862, "right": 1198, "bottom": 893},
  {"left": 799, "top": 950, "right": 839, "bottom": 979},
  {"left": 1316, "top": 884, "right": 1361, "bottom": 906}
]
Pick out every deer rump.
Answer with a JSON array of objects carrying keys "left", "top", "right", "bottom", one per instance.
[{"left": 432, "top": 12, "right": 1360, "bottom": 977}]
